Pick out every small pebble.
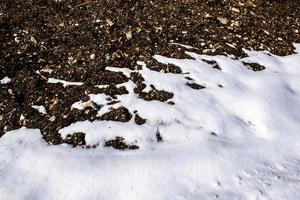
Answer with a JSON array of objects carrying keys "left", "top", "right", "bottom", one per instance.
[
  {"left": 217, "top": 17, "right": 229, "bottom": 25},
  {"left": 90, "top": 54, "right": 96, "bottom": 60},
  {"left": 49, "top": 116, "right": 56, "bottom": 122},
  {"left": 125, "top": 30, "right": 133, "bottom": 40},
  {"left": 231, "top": 7, "right": 240, "bottom": 13}
]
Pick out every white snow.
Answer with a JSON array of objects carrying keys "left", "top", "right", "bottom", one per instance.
[
  {"left": 71, "top": 93, "right": 112, "bottom": 116},
  {"left": 0, "top": 76, "right": 11, "bottom": 84},
  {"left": 1, "top": 44, "right": 300, "bottom": 199},
  {"left": 32, "top": 105, "right": 47, "bottom": 114},
  {"left": 47, "top": 78, "right": 84, "bottom": 87}
]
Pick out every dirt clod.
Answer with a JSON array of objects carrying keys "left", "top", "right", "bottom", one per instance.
[
  {"left": 105, "top": 136, "right": 139, "bottom": 150},
  {"left": 156, "top": 129, "right": 163, "bottom": 142},
  {"left": 244, "top": 62, "right": 266, "bottom": 71},
  {"left": 100, "top": 107, "right": 132, "bottom": 122},
  {"left": 134, "top": 114, "right": 147, "bottom": 125},
  {"left": 65, "top": 132, "right": 86, "bottom": 147},
  {"left": 186, "top": 82, "right": 206, "bottom": 90}
]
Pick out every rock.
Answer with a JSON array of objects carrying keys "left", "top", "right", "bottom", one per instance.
[
  {"left": 125, "top": 30, "right": 133, "bottom": 40},
  {"left": 217, "top": 17, "right": 229, "bottom": 25},
  {"left": 106, "top": 19, "right": 114, "bottom": 26},
  {"left": 90, "top": 54, "right": 96, "bottom": 60},
  {"left": 231, "top": 7, "right": 240, "bottom": 13},
  {"left": 30, "top": 36, "right": 37, "bottom": 45},
  {"left": 49, "top": 116, "right": 56, "bottom": 122}
]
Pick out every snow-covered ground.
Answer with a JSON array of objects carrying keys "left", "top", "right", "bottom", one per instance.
[{"left": 1, "top": 44, "right": 300, "bottom": 200}]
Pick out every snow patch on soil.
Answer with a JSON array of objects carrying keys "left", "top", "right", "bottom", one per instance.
[
  {"left": 71, "top": 93, "right": 109, "bottom": 112},
  {"left": 32, "top": 105, "right": 47, "bottom": 114},
  {"left": 47, "top": 78, "right": 84, "bottom": 87},
  {"left": 0, "top": 76, "right": 11, "bottom": 84},
  {"left": 1, "top": 44, "right": 300, "bottom": 199}
]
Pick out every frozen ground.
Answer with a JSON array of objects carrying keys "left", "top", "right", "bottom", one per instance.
[{"left": 1, "top": 44, "right": 300, "bottom": 200}]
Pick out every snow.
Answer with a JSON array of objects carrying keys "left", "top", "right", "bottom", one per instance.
[
  {"left": 1, "top": 44, "right": 300, "bottom": 199},
  {"left": 0, "top": 76, "right": 11, "bottom": 84},
  {"left": 47, "top": 78, "right": 84, "bottom": 87},
  {"left": 71, "top": 93, "right": 114, "bottom": 116},
  {"left": 32, "top": 105, "right": 47, "bottom": 114}
]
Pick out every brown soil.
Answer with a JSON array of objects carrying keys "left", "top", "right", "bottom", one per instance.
[
  {"left": 243, "top": 62, "right": 266, "bottom": 71},
  {"left": 105, "top": 136, "right": 139, "bottom": 150},
  {"left": 1, "top": 0, "right": 299, "bottom": 148},
  {"left": 134, "top": 113, "right": 147, "bottom": 125},
  {"left": 186, "top": 82, "right": 206, "bottom": 90}
]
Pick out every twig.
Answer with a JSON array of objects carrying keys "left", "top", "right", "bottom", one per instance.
[{"left": 75, "top": 1, "right": 91, "bottom": 8}]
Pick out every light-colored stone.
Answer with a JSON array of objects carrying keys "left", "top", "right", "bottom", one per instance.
[
  {"left": 125, "top": 30, "right": 133, "bottom": 40},
  {"left": 90, "top": 54, "right": 96, "bottom": 60},
  {"left": 217, "top": 17, "right": 229, "bottom": 25},
  {"left": 231, "top": 7, "right": 240, "bottom": 13}
]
